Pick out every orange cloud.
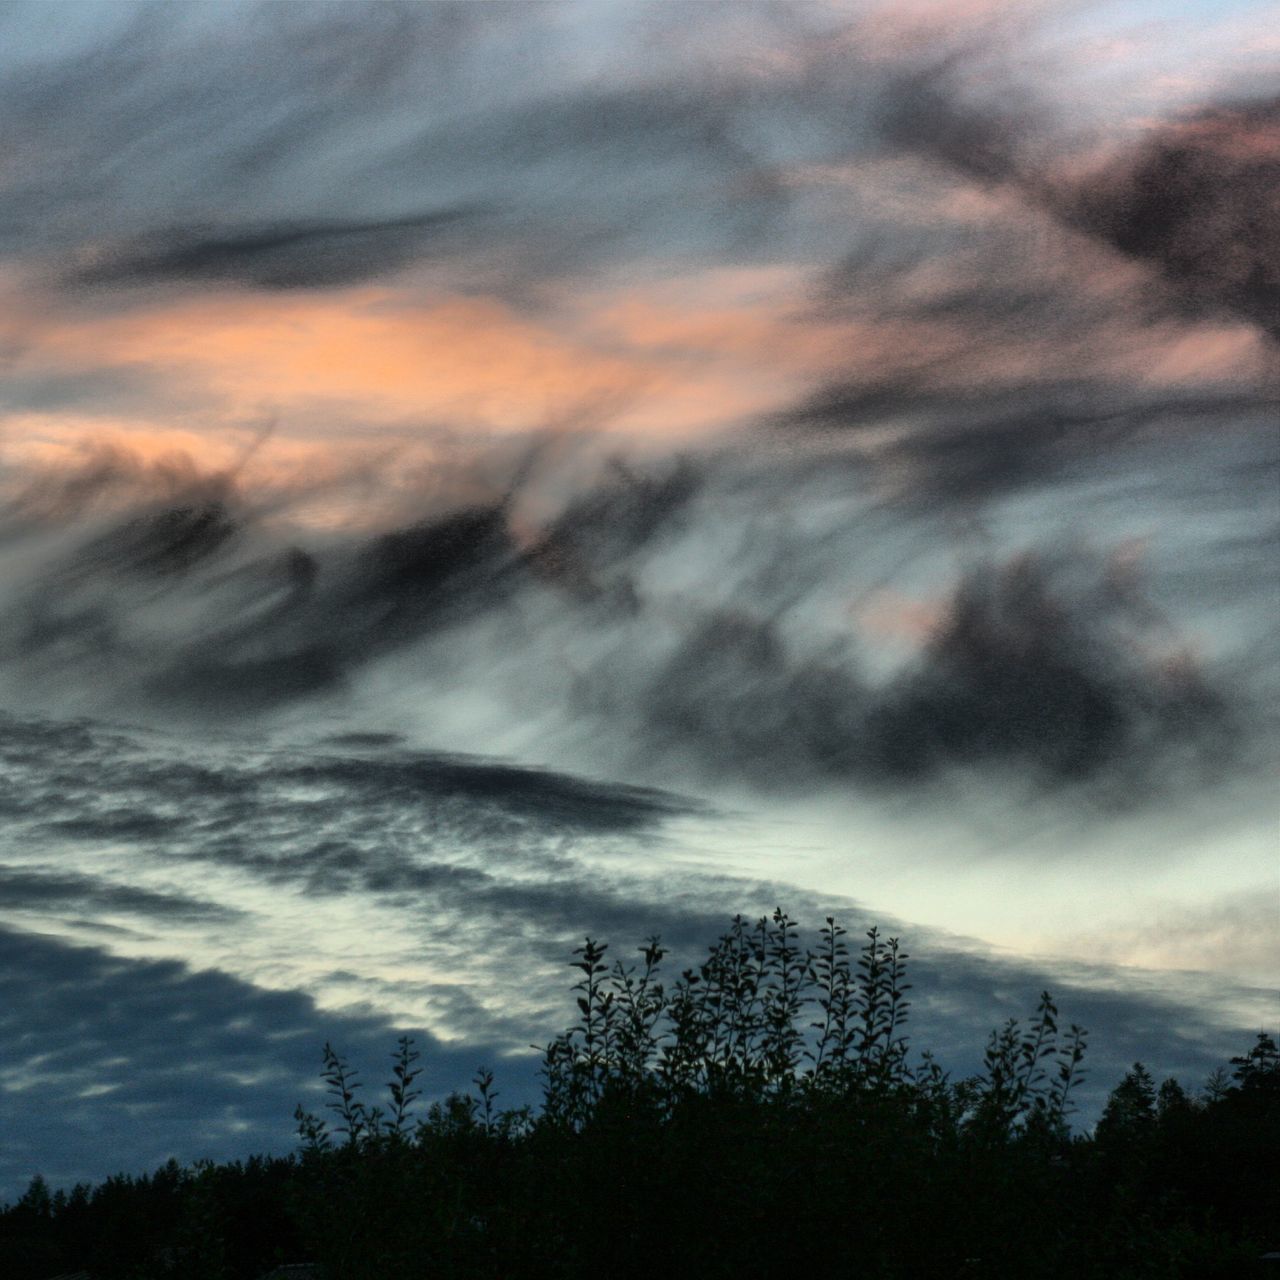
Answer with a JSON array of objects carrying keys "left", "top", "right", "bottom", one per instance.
[
  {"left": 3, "top": 225, "right": 1268, "bottom": 508},
  {"left": 13, "top": 269, "right": 839, "bottom": 447}
]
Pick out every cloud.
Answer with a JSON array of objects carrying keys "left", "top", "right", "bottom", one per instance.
[
  {"left": 879, "top": 55, "right": 1280, "bottom": 343},
  {"left": 91, "top": 499, "right": 242, "bottom": 577},
  {"left": 0, "top": 2, "right": 800, "bottom": 302},
  {"left": 784, "top": 95, "right": 1278, "bottom": 511},
  {"left": 70, "top": 207, "right": 489, "bottom": 291},
  {"left": 0, "top": 0, "right": 1274, "bottom": 1214},
  {"left": 861, "top": 553, "right": 1229, "bottom": 783},
  {"left": 1066, "top": 95, "right": 1280, "bottom": 340},
  {"left": 786, "top": 381, "right": 1280, "bottom": 502},
  {"left": 0, "top": 865, "right": 242, "bottom": 922},
  {"left": 0, "top": 418, "right": 1270, "bottom": 803},
  {"left": 0, "top": 365, "right": 164, "bottom": 418},
  {"left": 280, "top": 753, "right": 700, "bottom": 835},
  {"left": 132, "top": 499, "right": 527, "bottom": 712},
  {"left": 1065, "top": 889, "right": 1280, "bottom": 985},
  {"left": 631, "top": 550, "right": 1232, "bottom": 793},
  {"left": 0, "top": 710, "right": 695, "bottom": 852}
]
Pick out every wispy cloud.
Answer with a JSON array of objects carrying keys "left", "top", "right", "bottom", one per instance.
[{"left": 0, "top": 0, "right": 1275, "bottom": 1203}]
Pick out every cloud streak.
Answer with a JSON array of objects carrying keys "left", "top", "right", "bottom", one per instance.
[
  {"left": 0, "top": 418, "right": 1269, "bottom": 803},
  {"left": 72, "top": 207, "right": 490, "bottom": 292}
]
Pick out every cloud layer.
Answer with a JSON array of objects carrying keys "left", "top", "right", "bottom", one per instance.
[{"left": 0, "top": 0, "right": 1275, "bottom": 1202}]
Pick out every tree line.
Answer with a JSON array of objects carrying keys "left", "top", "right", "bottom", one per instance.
[{"left": 3, "top": 909, "right": 1277, "bottom": 1278}]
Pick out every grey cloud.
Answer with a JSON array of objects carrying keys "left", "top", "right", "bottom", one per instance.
[
  {"left": 0, "top": 366, "right": 161, "bottom": 417},
  {"left": 0, "top": 865, "right": 241, "bottom": 921},
  {"left": 320, "top": 730, "right": 404, "bottom": 749},
  {"left": 1066, "top": 95, "right": 1280, "bottom": 340},
  {"left": 642, "top": 609, "right": 864, "bottom": 787},
  {"left": 71, "top": 207, "right": 489, "bottom": 291},
  {"left": 861, "top": 554, "right": 1230, "bottom": 785},
  {"left": 0, "top": 711, "right": 696, "bottom": 858},
  {"left": 88, "top": 500, "right": 242, "bottom": 578},
  {"left": 796, "top": 225, "right": 1278, "bottom": 505},
  {"left": 541, "top": 458, "right": 703, "bottom": 566},
  {"left": 0, "top": 3, "right": 531, "bottom": 233},
  {"left": 0, "top": 2, "right": 804, "bottom": 298},
  {"left": 374, "top": 81, "right": 794, "bottom": 278},
  {"left": 875, "top": 391, "right": 1279, "bottom": 505},
  {"left": 278, "top": 754, "right": 700, "bottom": 835},
  {"left": 2, "top": 449, "right": 696, "bottom": 717},
  {"left": 159, "top": 502, "right": 523, "bottom": 712},
  {"left": 879, "top": 61, "right": 1280, "bottom": 342},
  {"left": 632, "top": 551, "right": 1232, "bottom": 794},
  {"left": 878, "top": 59, "right": 1040, "bottom": 191},
  {"left": 44, "top": 810, "right": 185, "bottom": 841},
  {"left": 2, "top": 478, "right": 527, "bottom": 710},
  {"left": 0, "top": 418, "right": 1271, "bottom": 801}
]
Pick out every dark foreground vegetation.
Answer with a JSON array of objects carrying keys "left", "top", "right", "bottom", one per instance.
[{"left": 3, "top": 911, "right": 1277, "bottom": 1279}]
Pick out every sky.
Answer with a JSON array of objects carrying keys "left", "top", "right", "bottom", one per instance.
[{"left": 0, "top": 0, "right": 1277, "bottom": 1200}]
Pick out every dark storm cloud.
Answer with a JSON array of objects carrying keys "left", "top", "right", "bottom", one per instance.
[
  {"left": 861, "top": 554, "right": 1229, "bottom": 784},
  {"left": 88, "top": 500, "right": 242, "bottom": 577},
  {"left": 880, "top": 61, "right": 1280, "bottom": 342},
  {"left": 542, "top": 458, "right": 703, "bottom": 564},
  {"left": 352, "top": 505, "right": 517, "bottom": 634},
  {"left": 0, "top": 461, "right": 529, "bottom": 707},
  {"left": 635, "top": 551, "right": 1231, "bottom": 793},
  {"left": 790, "top": 381, "right": 1157, "bottom": 499},
  {"left": 44, "top": 809, "right": 185, "bottom": 841},
  {"left": 642, "top": 609, "right": 864, "bottom": 787},
  {"left": 879, "top": 390, "right": 1279, "bottom": 504},
  {"left": 1068, "top": 96, "right": 1280, "bottom": 340},
  {"left": 141, "top": 501, "right": 525, "bottom": 711},
  {"left": 523, "top": 457, "right": 703, "bottom": 608},
  {"left": 1, "top": 418, "right": 1268, "bottom": 799},
  {"left": 0, "top": 924, "right": 521, "bottom": 1203},
  {"left": 71, "top": 206, "right": 488, "bottom": 291}
]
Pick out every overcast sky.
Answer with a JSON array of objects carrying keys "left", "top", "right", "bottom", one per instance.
[{"left": 0, "top": 0, "right": 1276, "bottom": 1200}]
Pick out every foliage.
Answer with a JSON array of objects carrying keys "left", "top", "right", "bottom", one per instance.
[{"left": 1, "top": 911, "right": 1275, "bottom": 1279}]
